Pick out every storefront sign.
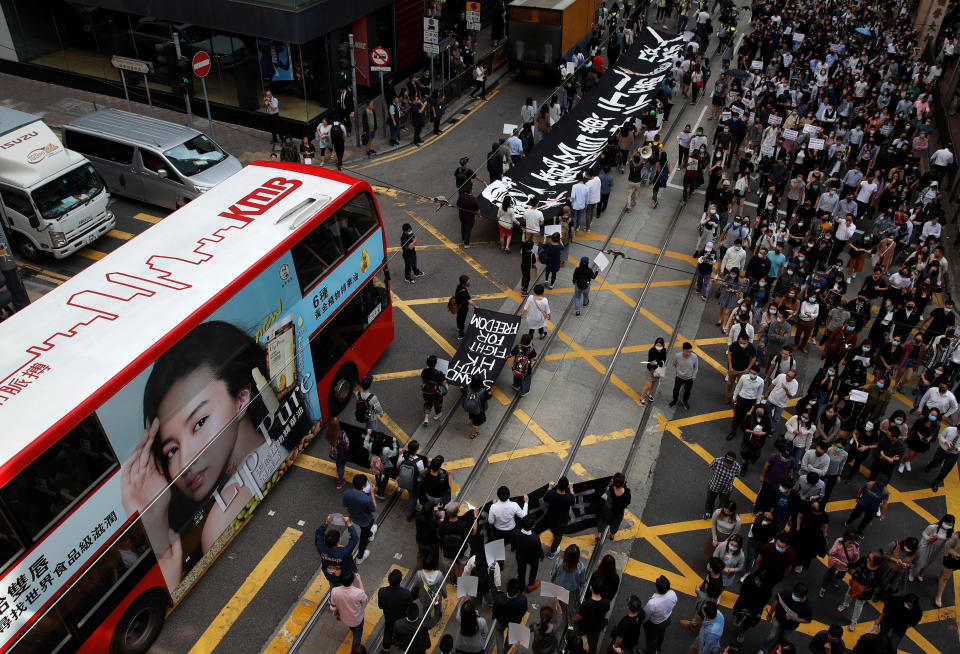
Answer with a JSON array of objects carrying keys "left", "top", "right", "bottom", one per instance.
[
  {"left": 110, "top": 55, "right": 151, "bottom": 74},
  {"left": 479, "top": 27, "right": 686, "bottom": 220},
  {"left": 445, "top": 309, "right": 520, "bottom": 390}
]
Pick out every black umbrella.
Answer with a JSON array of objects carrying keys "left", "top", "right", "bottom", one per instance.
[{"left": 727, "top": 68, "right": 751, "bottom": 80}]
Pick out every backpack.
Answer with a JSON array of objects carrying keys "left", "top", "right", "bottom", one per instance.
[
  {"left": 442, "top": 531, "right": 465, "bottom": 559},
  {"left": 354, "top": 392, "right": 371, "bottom": 422},
  {"left": 397, "top": 457, "right": 418, "bottom": 491},
  {"left": 330, "top": 124, "right": 345, "bottom": 147},
  {"left": 455, "top": 166, "right": 471, "bottom": 187},
  {"left": 512, "top": 348, "right": 532, "bottom": 378},
  {"left": 859, "top": 481, "right": 887, "bottom": 511},
  {"left": 463, "top": 390, "right": 483, "bottom": 414},
  {"left": 447, "top": 295, "right": 460, "bottom": 314}
]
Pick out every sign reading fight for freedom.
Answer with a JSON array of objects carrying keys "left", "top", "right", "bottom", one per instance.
[
  {"left": 445, "top": 309, "right": 521, "bottom": 390},
  {"left": 480, "top": 27, "right": 687, "bottom": 220}
]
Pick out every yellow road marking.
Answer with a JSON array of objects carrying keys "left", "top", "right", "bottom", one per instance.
[
  {"left": 512, "top": 407, "right": 567, "bottom": 453},
  {"left": 487, "top": 442, "right": 571, "bottom": 463},
  {"left": 943, "top": 451, "right": 960, "bottom": 637},
  {"left": 387, "top": 241, "right": 497, "bottom": 253},
  {"left": 132, "top": 212, "right": 163, "bottom": 224},
  {"left": 334, "top": 565, "right": 409, "bottom": 654},
  {"left": 106, "top": 229, "right": 134, "bottom": 240},
  {"left": 576, "top": 231, "right": 697, "bottom": 266},
  {"left": 379, "top": 412, "right": 410, "bottom": 444},
  {"left": 392, "top": 294, "right": 457, "bottom": 357},
  {"left": 76, "top": 248, "right": 106, "bottom": 260},
  {"left": 373, "top": 369, "right": 422, "bottom": 382},
  {"left": 189, "top": 527, "right": 302, "bottom": 654},
  {"left": 263, "top": 573, "right": 331, "bottom": 652},
  {"left": 16, "top": 261, "right": 70, "bottom": 280}
]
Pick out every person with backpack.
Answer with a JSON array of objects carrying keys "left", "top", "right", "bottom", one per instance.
[
  {"left": 420, "top": 457, "right": 451, "bottom": 507},
  {"left": 522, "top": 284, "right": 551, "bottom": 340},
  {"left": 438, "top": 501, "right": 479, "bottom": 581},
  {"left": 454, "top": 156, "right": 484, "bottom": 189},
  {"left": 363, "top": 432, "right": 397, "bottom": 500},
  {"left": 845, "top": 474, "right": 890, "bottom": 536},
  {"left": 510, "top": 333, "right": 537, "bottom": 396},
  {"left": 450, "top": 274, "right": 477, "bottom": 340},
  {"left": 572, "top": 257, "right": 598, "bottom": 316},
  {"left": 330, "top": 118, "right": 347, "bottom": 171},
  {"left": 398, "top": 441, "right": 427, "bottom": 520},
  {"left": 462, "top": 375, "right": 490, "bottom": 439},
  {"left": 355, "top": 375, "right": 384, "bottom": 438},
  {"left": 420, "top": 355, "right": 447, "bottom": 425},
  {"left": 412, "top": 551, "right": 447, "bottom": 626}
]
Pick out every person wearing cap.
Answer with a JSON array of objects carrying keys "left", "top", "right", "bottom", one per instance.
[
  {"left": 669, "top": 342, "right": 699, "bottom": 409},
  {"left": 454, "top": 157, "right": 484, "bottom": 189},
  {"left": 703, "top": 452, "right": 741, "bottom": 520}
]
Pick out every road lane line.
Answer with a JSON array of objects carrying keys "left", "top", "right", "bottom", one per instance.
[
  {"left": 107, "top": 229, "right": 134, "bottom": 240},
  {"left": 133, "top": 212, "right": 164, "bottom": 224},
  {"left": 189, "top": 527, "right": 302, "bottom": 654},
  {"left": 333, "top": 565, "right": 409, "bottom": 654},
  {"left": 262, "top": 573, "right": 331, "bottom": 653},
  {"left": 76, "top": 248, "right": 106, "bottom": 260}
]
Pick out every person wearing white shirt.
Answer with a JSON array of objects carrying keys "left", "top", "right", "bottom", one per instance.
[
  {"left": 783, "top": 413, "right": 816, "bottom": 463},
  {"left": 831, "top": 213, "right": 858, "bottom": 262},
  {"left": 916, "top": 383, "right": 959, "bottom": 422},
  {"left": 643, "top": 576, "right": 679, "bottom": 654},
  {"left": 487, "top": 486, "right": 528, "bottom": 552},
  {"left": 921, "top": 216, "right": 942, "bottom": 242},
  {"left": 930, "top": 145, "right": 954, "bottom": 181},
  {"left": 764, "top": 370, "right": 799, "bottom": 435},
  {"left": 728, "top": 369, "right": 765, "bottom": 440},
  {"left": 584, "top": 170, "right": 602, "bottom": 232},
  {"left": 570, "top": 175, "right": 589, "bottom": 232},
  {"left": 522, "top": 207, "right": 543, "bottom": 243},
  {"left": 925, "top": 426, "right": 960, "bottom": 491},
  {"left": 795, "top": 295, "right": 820, "bottom": 353}
]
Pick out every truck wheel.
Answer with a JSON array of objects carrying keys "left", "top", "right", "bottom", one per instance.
[
  {"left": 110, "top": 591, "right": 167, "bottom": 654},
  {"left": 328, "top": 364, "right": 358, "bottom": 416},
  {"left": 14, "top": 236, "right": 41, "bottom": 262}
]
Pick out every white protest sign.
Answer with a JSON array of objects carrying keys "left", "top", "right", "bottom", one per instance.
[
  {"left": 808, "top": 138, "right": 825, "bottom": 151},
  {"left": 793, "top": 32, "right": 805, "bottom": 42},
  {"left": 503, "top": 123, "right": 517, "bottom": 134},
  {"left": 544, "top": 225, "right": 562, "bottom": 237},
  {"left": 465, "top": 500, "right": 477, "bottom": 512},
  {"left": 802, "top": 124, "right": 821, "bottom": 135},
  {"left": 457, "top": 575, "right": 479, "bottom": 597},
  {"left": 782, "top": 129, "right": 799, "bottom": 141},
  {"left": 566, "top": 61, "right": 575, "bottom": 76},
  {"left": 751, "top": 60, "right": 763, "bottom": 70},
  {"left": 768, "top": 114, "right": 782, "bottom": 126},
  {"left": 539, "top": 581, "right": 570, "bottom": 603},
  {"left": 849, "top": 390, "right": 869, "bottom": 403},
  {"left": 328, "top": 513, "right": 346, "bottom": 525},
  {"left": 748, "top": 112, "right": 756, "bottom": 123},
  {"left": 594, "top": 251, "right": 610, "bottom": 272},
  {"left": 760, "top": 143, "right": 775, "bottom": 156},
  {"left": 508, "top": 623, "right": 531, "bottom": 647},
  {"left": 435, "top": 358, "right": 449, "bottom": 375},
  {"left": 484, "top": 539, "right": 506, "bottom": 562},
  {"left": 731, "top": 106, "right": 744, "bottom": 117}
]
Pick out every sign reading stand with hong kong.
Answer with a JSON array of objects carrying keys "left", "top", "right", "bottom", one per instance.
[{"left": 480, "top": 27, "right": 687, "bottom": 220}]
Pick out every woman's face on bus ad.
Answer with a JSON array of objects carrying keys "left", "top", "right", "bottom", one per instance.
[{"left": 156, "top": 365, "right": 249, "bottom": 502}]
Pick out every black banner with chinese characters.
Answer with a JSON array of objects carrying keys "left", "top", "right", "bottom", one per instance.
[
  {"left": 479, "top": 27, "right": 686, "bottom": 219},
  {"left": 445, "top": 309, "right": 521, "bottom": 390}
]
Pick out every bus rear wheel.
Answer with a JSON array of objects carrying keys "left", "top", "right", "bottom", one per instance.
[
  {"left": 328, "top": 364, "right": 358, "bottom": 417},
  {"left": 110, "top": 591, "right": 167, "bottom": 654}
]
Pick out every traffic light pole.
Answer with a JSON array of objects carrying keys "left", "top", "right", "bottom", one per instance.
[
  {"left": 172, "top": 34, "right": 195, "bottom": 128},
  {"left": 348, "top": 33, "right": 360, "bottom": 147}
]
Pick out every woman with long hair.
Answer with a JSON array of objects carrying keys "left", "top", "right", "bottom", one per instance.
[
  {"left": 455, "top": 599, "right": 488, "bottom": 654},
  {"left": 550, "top": 543, "right": 586, "bottom": 622},
  {"left": 588, "top": 554, "right": 620, "bottom": 601},
  {"left": 326, "top": 417, "right": 350, "bottom": 489}
]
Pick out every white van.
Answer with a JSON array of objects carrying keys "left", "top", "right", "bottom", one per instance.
[
  {"left": 62, "top": 109, "right": 243, "bottom": 210},
  {"left": 0, "top": 108, "right": 114, "bottom": 260}
]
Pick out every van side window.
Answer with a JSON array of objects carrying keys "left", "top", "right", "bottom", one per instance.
[
  {"left": 0, "top": 415, "right": 118, "bottom": 542},
  {"left": 63, "top": 131, "right": 134, "bottom": 165},
  {"left": 0, "top": 188, "right": 34, "bottom": 217},
  {"left": 141, "top": 151, "right": 177, "bottom": 182}
]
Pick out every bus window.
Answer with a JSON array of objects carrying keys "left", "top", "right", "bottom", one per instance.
[
  {"left": 0, "top": 511, "right": 25, "bottom": 575},
  {"left": 55, "top": 522, "right": 151, "bottom": 630},
  {"left": 8, "top": 608, "right": 71, "bottom": 653},
  {"left": 0, "top": 416, "right": 118, "bottom": 542},
  {"left": 335, "top": 192, "right": 379, "bottom": 253},
  {"left": 310, "top": 269, "right": 388, "bottom": 380},
  {"left": 291, "top": 220, "right": 346, "bottom": 295}
]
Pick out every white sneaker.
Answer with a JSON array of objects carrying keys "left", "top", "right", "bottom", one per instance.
[
  {"left": 433, "top": 414, "right": 442, "bottom": 421},
  {"left": 846, "top": 277, "right": 852, "bottom": 284},
  {"left": 357, "top": 550, "right": 371, "bottom": 564},
  {"left": 906, "top": 461, "right": 912, "bottom": 471},
  {"left": 371, "top": 524, "right": 378, "bottom": 536},
  {"left": 898, "top": 463, "right": 905, "bottom": 474},
  {"left": 424, "top": 416, "right": 429, "bottom": 425}
]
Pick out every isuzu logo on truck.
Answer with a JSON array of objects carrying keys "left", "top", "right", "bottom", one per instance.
[{"left": 1, "top": 130, "right": 39, "bottom": 150}]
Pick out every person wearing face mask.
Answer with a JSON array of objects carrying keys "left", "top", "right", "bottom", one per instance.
[
  {"left": 739, "top": 402, "right": 771, "bottom": 474},
  {"left": 718, "top": 266, "right": 747, "bottom": 334},
  {"left": 639, "top": 337, "right": 667, "bottom": 406},
  {"left": 910, "top": 514, "right": 955, "bottom": 583},
  {"left": 712, "top": 533, "right": 745, "bottom": 588},
  {"left": 924, "top": 423, "right": 960, "bottom": 492},
  {"left": 892, "top": 335, "right": 925, "bottom": 393},
  {"left": 898, "top": 409, "right": 936, "bottom": 474},
  {"left": 845, "top": 473, "right": 890, "bottom": 536},
  {"left": 763, "top": 369, "right": 798, "bottom": 436},
  {"left": 874, "top": 592, "right": 922, "bottom": 650},
  {"left": 696, "top": 205, "right": 720, "bottom": 255},
  {"left": 819, "top": 530, "right": 860, "bottom": 600},
  {"left": 843, "top": 418, "right": 879, "bottom": 481},
  {"left": 790, "top": 499, "right": 829, "bottom": 574},
  {"left": 727, "top": 365, "right": 764, "bottom": 439},
  {"left": 822, "top": 319, "right": 859, "bottom": 368},
  {"left": 758, "top": 582, "right": 812, "bottom": 651},
  {"left": 819, "top": 299, "right": 852, "bottom": 347},
  {"left": 837, "top": 549, "right": 884, "bottom": 631},
  {"left": 866, "top": 377, "right": 894, "bottom": 422},
  {"left": 878, "top": 537, "right": 919, "bottom": 600},
  {"left": 763, "top": 307, "right": 793, "bottom": 361},
  {"left": 794, "top": 291, "right": 820, "bottom": 353},
  {"left": 868, "top": 423, "right": 905, "bottom": 482},
  {"left": 822, "top": 440, "right": 849, "bottom": 504},
  {"left": 914, "top": 382, "right": 958, "bottom": 422}
]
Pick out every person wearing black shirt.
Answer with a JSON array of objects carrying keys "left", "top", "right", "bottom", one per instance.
[
  {"left": 733, "top": 571, "right": 773, "bottom": 643},
  {"left": 378, "top": 569, "right": 412, "bottom": 651},
  {"left": 859, "top": 267, "right": 889, "bottom": 300},
  {"left": 401, "top": 222, "right": 424, "bottom": 283},
  {"left": 420, "top": 355, "right": 447, "bottom": 424},
  {"left": 869, "top": 428, "right": 905, "bottom": 481},
  {"left": 520, "top": 240, "right": 535, "bottom": 296},
  {"left": 543, "top": 477, "right": 576, "bottom": 558},
  {"left": 588, "top": 554, "right": 620, "bottom": 602},
  {"left": 740, "top": 403, "right": 771, "bottom": 474},
  {"left": 759, "top": 582, "right": 813, "bottom": 651},
  {"left": 394, "top": 603, "right": 432, "bottom": 654},
  {"left": 810, "top": 624, "right": 847, "bottom": 654},
  {"left": 609, "top": 594, "right": 645, "bottom": 654},
  {"left": 513, "top": 515, "right": 543, "bottom": 592},
  {"left": 573, "top": 578, "right": 610, "bottom": 654},
  {"left": 875, "top": 593, "right": 922, "bottom": 650},
  {"left": 414, "top": 503, "right": 441, "bottom": 569},
  {"left": 510, "top": 334, "right": 538, "bottom": 395},
  {"left": 453, "top": 274, "right": 476, "bottom": 339},
  {"left": 597, "top": 472, "right": 632, "bottom": 539},
  {"left": 491, "top": 579, "right": 528, "bottom": 654},
  {"left": 919, "top": 300, "right": 955, "bottom": 344}
]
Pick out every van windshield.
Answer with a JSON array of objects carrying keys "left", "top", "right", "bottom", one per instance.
[
  {"left": 163, "top": 135, "right": 227, "bottom": 177},
  {"left": 31, "top": 163, "right": 104, "bottom": 221}
]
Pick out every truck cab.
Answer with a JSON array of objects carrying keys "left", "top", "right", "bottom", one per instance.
[{"left": 0, "top": 108, "right": 114, "bottom": 260}]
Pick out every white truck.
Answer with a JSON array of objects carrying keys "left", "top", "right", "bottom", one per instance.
[{"left": 0, "top": 107, "right": 114, "bottom": 260}]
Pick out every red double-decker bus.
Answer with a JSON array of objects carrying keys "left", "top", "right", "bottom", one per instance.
[{"left": 0, "top": 162, "right": 394, "bottom": 653}]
